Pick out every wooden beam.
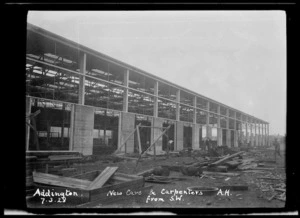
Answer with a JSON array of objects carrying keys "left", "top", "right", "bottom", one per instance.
[
  {"left": 87, "top": 167, "right": 118, "bottom": 190},
  {"left": 136, "top": 125, "right": 142, "bottom": 155},
  {"left": 209, "top": 151, "right": 244, "bottom": 166},
  {"left": 32, "top": 171, "right": 91, "bottom": 190}
]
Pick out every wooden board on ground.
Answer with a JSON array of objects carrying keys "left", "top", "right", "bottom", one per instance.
[
  {"left": 203, "top": 171, "right": 240, "bottom": 177},
  {"left": 87, "top": 167, "right": 118, "bottom": 190},
  {"left": 210, "top": 151, "right": 244, "bottom": 166},
  {"left": 32, "top": 171, "right": 92, "bottom": 190}
]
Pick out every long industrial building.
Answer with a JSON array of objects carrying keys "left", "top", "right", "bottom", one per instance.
[{"left": 25, "top": 23, "right": 270, "bottom": 156}]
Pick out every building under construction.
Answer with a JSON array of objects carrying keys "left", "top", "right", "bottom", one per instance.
[{"left": 25, "top": 23, "right": 270, "bottom": 156}]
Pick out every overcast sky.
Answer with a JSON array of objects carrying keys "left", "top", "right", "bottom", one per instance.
[{"left": 27, "top": 11, "right": 286, "bottom": 135}]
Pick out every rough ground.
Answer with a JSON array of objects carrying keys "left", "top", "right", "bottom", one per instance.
[{"left": 27, "top": 148, "right": 286, "bottom": 209}]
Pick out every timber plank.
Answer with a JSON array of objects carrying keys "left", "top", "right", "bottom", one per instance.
[
  {"left": 32, "top": 171, "right": 91, "bottom": 190},
  {"left": 87, "top": 167, "right": 118, "bottom": 190},
  {"left": 210, "top": 151, "right": 244, "bottom": 166}
]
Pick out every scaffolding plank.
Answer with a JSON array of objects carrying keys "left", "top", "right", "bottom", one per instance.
[
  {"left": 32, "top": 171, "right": 91, "bottom": 190},
  {"left": 87, "top": 167, "right": 118, "bottom": 190}
]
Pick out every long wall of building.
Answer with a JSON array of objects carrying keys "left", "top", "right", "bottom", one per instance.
[{"left": 25, "top": 23, "right": 270, "bottom": 155}]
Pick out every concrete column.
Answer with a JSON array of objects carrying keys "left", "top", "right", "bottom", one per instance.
[
  {"left": 153, "top": 81, "right": 158, "bottom": 117},
  {"left": 258, "top": 123, "right": 261, "bottom": 146},
  {"left": 123, "top": 69, "right": 129, "bottom": 112},
  {"left": 176, "top": 90, "right": 180, "bottom": 121},
  {"left": 78, "top": 52, "right": 86, "bottom": 105},
  {"left": 73, "top": 105, "right": 94, "bottom": 156},
  {"left": 69, "top": 104, "right": 75, "bottom": 151},
  {"left": 192, "top": 123, "right": 200, "bottom": 150},
  {"left": 217, "top": 105, "right": 222, "bottom": 146},
  {"left": 217, "top": 128, "right": 222, "bottom": 146},
  {"left": 193, "top": 96, "right": 197, "bottom": 124},
  {"left": 246, "top": 122, "right": 249, "bottom": 143},
  {"left": 233, "top": 112, "right": 238, "bottom": 147},
  {"left": 25, "top": 96, "right": 31, "bottom": 151},
  {"left": 226, "top": 129, "right": 231, "bottom": 147},
  {"left": 151, "top": 117, "right": 164, "bottom": 154},
  {"left": 119, "top": 112, "right": 135, "bottom": 153},
  {"left": 176, "top": 121, "right": 184, "bottom": 151},
  {"left": 206, "top": 102, "right": 211, "bottom": 139},
  {"left": 254, "top": 122, "right": 257, "bottom": 146},
  {"left": 267, "top": 124, "right": 270, "bottom": 146}
]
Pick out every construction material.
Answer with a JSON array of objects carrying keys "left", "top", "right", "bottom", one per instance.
[
  {"left": 87, "top": 167, "right": 118, "bottom": 190},
  {"left": 33, "top": 171, "right": 92, "bottom": 190},
  {"left": 136, "top": 168, "right": 155, "bottom": 177},
  {"left": 136, "top": 125, "right": 142, "bottom": 155},
  {"left": 210, "top": 151, "right": 244, "bottom": 166},
  {"left": 203, "top": 171, "right": 240, "bottom": 177}
]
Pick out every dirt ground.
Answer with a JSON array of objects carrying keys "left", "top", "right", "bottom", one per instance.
[{"left": 27, "top": 148, "right": 286, "bottom": 209}]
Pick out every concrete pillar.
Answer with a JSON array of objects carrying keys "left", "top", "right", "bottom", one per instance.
[
  {"left": 123, "top": 69, "right": 129, "bottom": 112},
  {"left": 78, "top": 52, "right": 86, "bottom": 105},
  {"left": 73, "top": 105, "right": 94, "bottom": 156},
  {"left": 176, "top": 121, "right": 184, "bottom": 151},
  {"left": 226, "top": 129, "right": 231, "bottom": 147},
  {"left": 233, "top": 112, "right": 238, "bottom": 147},
  {"left": 151, "top": 117, "right": 164, "bottom": 154},
  {"left": 267, "top": 124, "right": 270, "bottom": 146},
  {"left": 249, "top": 123, "right": 253, "bottom": 147},
  {"left": 193, "top": 96, "right": 197, "bottom": 124},
  {"left": 217, "top": 128, "right": 222, "bottom": 146},
  {"left": 176, "top": 90, "right": 180, "bottom": 121},
  {"left": 217, "top": 105, "right": 222, "bottom": 146},
  {"left": 192, "top": 123, "right": 200, "bottom": 150},
  {"left": 25, "top": 96, "right": 31, "bottom": 151},
  {"left": 246, "top": 123, "right": 249, "bottom": 143},
  {"left": 153, "top": 81, "right": 158, "bottom": 117},
  {"left": 119, "top": 112, "right": 135, "bottom": 153},
  {"left": 69, "top": 104, "right": 75, "bottom": 151},
  {"left": 254, "top": 122, "right": 257, "bottom": 146}
]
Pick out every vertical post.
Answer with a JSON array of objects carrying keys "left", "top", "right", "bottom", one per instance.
[
  {"left": 26, "top": 96, "right": 31, "bottom": 151},
  {"left": 153, "top": 81, "right": 158, "bottom": 117},
  {"left": 234, "top": 111, "right": 238, "bottom": 147},
  {"left": 206, "top": 101, "right": 210, "bottom": 140},
  {"left": 136, "top": 125, "right": 142, "bottom": 154},
  {"left": 217, "top": 105, "right": 222, "bottom": 146},
  {"left": 69, "top": 104, "right": 75, "bottom": 151},
  {"left": 267, "top": 124, "right": 269, "bottom": 146},
  {"left": 123, "top": 69, "right": 129, "bottom": 112},
  {"left": 193, "top": 96, "right": 197, "bottom": 124},
  {"left": 78, "top": 52, "right": 86, "bottom": 105},
  {"left": 176, "top": 89, "right": 180, "bottom": 121}
]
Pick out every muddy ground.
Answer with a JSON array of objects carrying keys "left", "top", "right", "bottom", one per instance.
[{"left": 26, "top": 148, "right": 286, "bottom": 209}]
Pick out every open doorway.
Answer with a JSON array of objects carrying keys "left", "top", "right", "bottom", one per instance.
[
  {"left": 134, "top": 115, "right": 152, "bottom": 153},
  {"left": 93, "top": 110, "right": 119, "bottom": 155},
  {"left": 183, "top": 124, "right": 192, "bottom": 149},
  {"left": 162, "top": 121, "right": 175, "bottom": 151},
  {"left": 29, "top": 99, "right": 71, "bottom": 151}
]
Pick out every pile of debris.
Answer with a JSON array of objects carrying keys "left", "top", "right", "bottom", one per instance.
[{"left": 256, "top": 174, "right": 286, "bottom": 202}]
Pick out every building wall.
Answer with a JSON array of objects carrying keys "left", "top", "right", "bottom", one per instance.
[
  {"left": 119, "top": 112, "right": 135, "bottom": 153},
  {"left": 73, "top": 105, "right": 94, "bottom": 155}
]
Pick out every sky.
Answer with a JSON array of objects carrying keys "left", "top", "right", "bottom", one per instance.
[{"left": 27, "top": 11, "right": 286, "bottom": 135}]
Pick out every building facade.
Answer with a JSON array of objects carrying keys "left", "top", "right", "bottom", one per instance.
[{"left": 25, "top": 23, "right": 270, "bottom": 156}]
